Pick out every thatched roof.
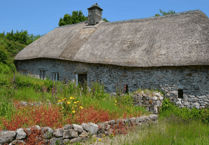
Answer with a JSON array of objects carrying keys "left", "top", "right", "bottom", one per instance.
[{"left": 14, "top": 10, "right": 209, "bottom": 67}]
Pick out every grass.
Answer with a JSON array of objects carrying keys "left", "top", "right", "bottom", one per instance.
[
  {"left": 82, "top": 115, "right": 209, "bottom": 145},
  {"left": 0, "top": 72, "right": 209, "bottom": 145}
]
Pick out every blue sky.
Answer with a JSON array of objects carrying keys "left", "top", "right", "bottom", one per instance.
[{"left": 1, "top": 0, "right": 208, "bottom": 36}]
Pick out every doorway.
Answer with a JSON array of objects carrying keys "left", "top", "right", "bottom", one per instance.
[{"left": 78, "top": 74, "right": 87, "bottom": 86}]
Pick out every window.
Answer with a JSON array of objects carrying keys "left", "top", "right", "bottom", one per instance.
[
  {"left": 78, "top": 74, "right": 87, "bottom": 86},
  {"left": 178, "top": 89, "right": 183, "bottom": 98},
  {"left": 39, "top": 70, "right": 45, "bottom": 80},
  {"left": 52, "top": 73, "right": 59, "bottom": 81},
  {"left": 22, "top": 70, "right": 28, "bottom": 75},
  {"left": 124, "top": 84, "right": 129, "bottom": 94}
]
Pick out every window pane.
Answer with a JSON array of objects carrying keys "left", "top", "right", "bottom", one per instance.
[
  {"left": 40, "top": 70, "right": 42, "bottom": 79},
  {"left": 43, "top": 70, "right": 45, "bottom": 79}
]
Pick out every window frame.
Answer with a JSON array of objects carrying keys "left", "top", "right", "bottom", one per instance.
[
  {"left": 39, "top": 69, "right": 45, "bottom": 80},
  {"left": 52, "top": 72, "right": 59, "bottom": 82}
]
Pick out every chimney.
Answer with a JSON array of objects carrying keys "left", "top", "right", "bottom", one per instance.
[{"left": 87, "top": 3, "right": 103, "bottom": 25}]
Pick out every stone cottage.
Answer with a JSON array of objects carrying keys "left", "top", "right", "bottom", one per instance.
[{"left": 14, "top": 3, "right": 209, "bottom": 107}]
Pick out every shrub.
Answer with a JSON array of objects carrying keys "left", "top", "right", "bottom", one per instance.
[
  {"left": 159, "top": 97, "right": 209, "bottom": 123},
  {"left": 0, "top": 62, "right": 11, "bottom": 74},
  {"left": 0, "top": 45, "right": 9, "bottom": 64}
]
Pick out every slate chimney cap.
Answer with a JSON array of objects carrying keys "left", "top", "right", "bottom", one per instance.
[{"left": 88, "top": 3, "right": 103, "bottom": 11}]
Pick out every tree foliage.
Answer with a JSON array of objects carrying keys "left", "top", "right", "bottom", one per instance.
[
  {"left": 102, "top": 18, "right": 109, "bottom": 22},
  {"left": 155, "top": 9, "right": 176, "bottom": 16},
  {"left": 59, "top": 10, "right": 109, "bottom": 26},
  {"left": 0, "top": 30, "right": 43, "bottom": 45},
  {"left": 58, "top": 10, "right": 88, "bottom": 26}
]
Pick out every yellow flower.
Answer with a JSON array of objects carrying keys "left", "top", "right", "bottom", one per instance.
[
  {"left": 70, "top": 97, "right": 75, "bottom": 100},
  {"left": 67, "top": 101, "right": 71, "bottom": 104},
  {"left": 115, "top": 104, "right": 117, "bottom": 106},
  {"left": 115, "top": 100, "right": 117, "bottom": 103},
  {"left": 79, "top": 106, "right": 83, "bottom": 109},
  {"left": 103, "top": 135, "right": 105, "bottom": 137},
  {"left": 99, "top": 139, "right": 101, "bottom": 141},
  {"left": 77, "top": 101, "right": 79, "bottom": 103},
  {"left": 74, "top": 102, "right": 77, "bottom": 104},
  {"left": 72, "top": 110, "right": 75, "bottom": 113},
  {"left": 58, "top": 100, "right": 62, "bottom": 102}
]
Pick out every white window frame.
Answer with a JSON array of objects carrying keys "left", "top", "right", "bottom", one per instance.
[
  {"left": 39, "top": 69, "right": 45, "bottom": 80},
  {"left": 75, "top": 74, "right": 78, "bottom": 86},
  {"left": 52, "top": 72, "right": 59, "bottom": 82}
]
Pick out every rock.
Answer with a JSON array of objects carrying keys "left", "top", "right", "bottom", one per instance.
[
  {"left": 8, "top": 139, "right": 26, "bottom": 145},
  {"left": 49, "top": 137, "right": 64, "bottom": 145},
  {"left": 73, "top": 124, "right": 83, "bottom": 133},
  {"left": 15, "top": 128, "right": 27, "bottom": 140},
  {"left": 193, "top": 102, "right": 200, "bottom": 109},
  {"left": 153, "top": 107, "right": 158, "bottom": 114},
  {"left": 81, "top": 123, "right": 90, "bottom": 132},
  {"left": 183, "top": 102, "right": 190, "bottom": 107},
  {"left": 53, "top": 128, "right": 63, "bottom": 137},
  {"left": 200, "top": 106, "right": 205, "bottom": 109},
  {"left": 79, "top": 130, "right": 89, "bottom": 139},
  {"left": 136, "top": 116, "right": 146, "bottom": 123},
  {"left": 152, "top": 96, "right": 157, "bottom": 101},
  {"left": 159, "top": 96, "right": 164, "bottom": 100},
  {"left": 63, "top": 129, "right": 78, "bottom": 139},
  {"left": 176, "top": 101, "right": 182, "bottom": 106},
  {"left": 148, "top": 114, "right": 158, "bottom": 121},
  {"left": 129, "top": 117, "right": 136, "bottom": 124},
  {"left": 189, "top": 95, "right": 195, "bottom": 98},
  {"left": 63, "top": 124, "right": 73, "bottom": 130},
  {"left": 183, "top": 94, "right": 188, "bottom": 102},
  {"left": 70, "top": 137, "right": 81, "bottom": 144},
  {"left": 170, "top": 91, "right": 178, "bottom": 96},
  {"left": 63, "top": 139, "right": 70, "bottom": 145},
  {"left": 0, "top": 130, "right": 16, "bottom": 144},
  {"left": 88, "top": 123, "right": 98, "bottom": 135},
  {"left": 108, "top": 120, "right": 116, "bottom": 124},
  {"left": 196, "top": 95, "right": 206, "bottom": 99},
  {"left": 157, "top": 101, "right": 161, "bottom": 106},
  {"left": 41, "top": 127, "right": 54, "bottom": 139}
]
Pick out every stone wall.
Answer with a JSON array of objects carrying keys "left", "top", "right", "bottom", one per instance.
[
  {"left": 15, "top": 58, "right": 209, "bottom": 109},
  {"left": 0, "top": 112, "right": 158, "bottom": 145}
]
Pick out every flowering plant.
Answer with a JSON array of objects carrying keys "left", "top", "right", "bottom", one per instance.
[{"left": 57, "top": 96, "right": 83, "bottom": 117}]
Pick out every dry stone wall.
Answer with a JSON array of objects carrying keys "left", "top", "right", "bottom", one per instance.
[{"left": 0, "top": 101, "right": 158, "bottom": 145}]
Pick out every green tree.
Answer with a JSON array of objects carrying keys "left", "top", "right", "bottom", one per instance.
[
  {"left": 0, "top": 31, "right": 5, "bottom": 38},
  {"left": 0, "top": 45, "right": 9, "bottom": 64},
  {"left": 58, "top": 10, "right": 88, "bottom": 26},
  {"left": 155, "top": 9, "right": 176, "bottom": 16},
  {"left": 58, "top": 10, "right": 109, "bottom": 26},
  {"left": 3, "top": 30, "right": 43, "bottom": 45},
  {"left": 102, "top": 18, "right": 109, "bottom": 22}
]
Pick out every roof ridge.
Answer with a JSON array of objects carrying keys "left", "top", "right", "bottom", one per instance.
[{"left": 102, "top": 9, "right": 206, "bottom": 25}]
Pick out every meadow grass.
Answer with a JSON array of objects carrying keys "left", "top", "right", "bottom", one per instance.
[
  {"left": 0, "top": 72, "right": 209, "bottom": 145},
  {"left": 0, "top": 72, "right": 150, "bottom": 130},
  {"left": 84, "top": 115, "right": 209, "bottom": 145}
]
